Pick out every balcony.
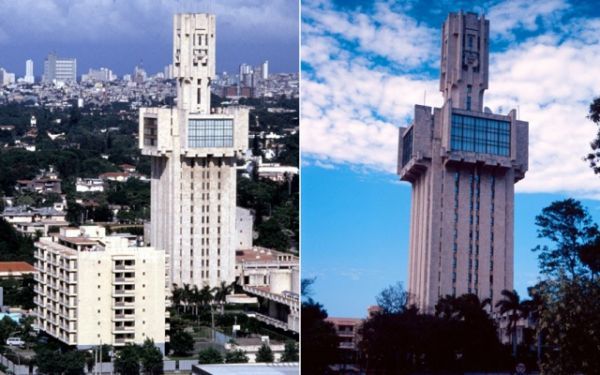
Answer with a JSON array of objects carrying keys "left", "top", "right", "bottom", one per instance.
[
  {"left": 113, "top": 337, "right": 135, "bottom": 345},
  {"left": 112, "top": 277, "right": 135, "bottom": 285},
  {"left": 113, "top": 301, "right": 135, "bottom": 308},
  {"left": 112, "top": 325, "right": 135, "bottom": 334},
  {"left": 112, "top": 314, "right": 136, "bottom": 321},
  {"left": 112, "top": 289, "right": 135, "bottom": 297},
  {"left": 113, "top": 264, "right": 135, "bottom": 271}
]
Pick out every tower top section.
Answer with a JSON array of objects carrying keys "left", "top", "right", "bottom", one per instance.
[
  {"left": 440, "top": 12, "right": 489, "bottom": 112},
  {"left": 173, "top": 13, "right": 216, "bottom": 114}
]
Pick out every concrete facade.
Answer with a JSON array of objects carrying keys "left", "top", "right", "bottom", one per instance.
[
  {"left": 33, "top": 226, "right": 168, "bottom": 351},
  {"left": 43, "top": 53, "right": 76, "bottom": 83},
  {"left": 139, "top": 14, "right": 249, "bottom": 289},
  {"left": 397, "top": 12, "right": 528, "bottom": 312},
  {"left": 235, "top": 207, "right": 254, "bottom": 249},
  {"left": 235, "top": 247, "right": 299, "bottom": 332}
]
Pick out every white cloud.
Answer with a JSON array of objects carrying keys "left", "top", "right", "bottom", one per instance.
[
  {"left": 487, "top": 0, "right": 569, "bottom": 40},
  {"left": 0, "top": 0, "right": 297, "bottom": 44},
  {"left": 302, "top": 0, "right": 600, "bottom": 199}
]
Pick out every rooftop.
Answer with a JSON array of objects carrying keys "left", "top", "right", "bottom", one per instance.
[
  {"left": 0, "top": 262, "right": 35, "bottom": 273},
  {"left": 192, "top": 363, "right": 298, "bottom": 375}
]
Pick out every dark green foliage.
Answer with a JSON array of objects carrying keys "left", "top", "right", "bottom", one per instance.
[
  {"left": 169, "top": 329, "right": 194, "bottom": 356},
  {"left": 0, "top": 276, "right": 36, "bottom": 310},
  {"left": 361, "top": 292, "right": 508, "bottom": 374},
  {"left": 237, "top": 176, "right": 298, "bottom": 252},
  {"left": 197, "top": 347, "right": 223, "bottom": 364},
  {"left": 114, "top": 344, "right": 140, "bottom": 375},
  {"left": 0, "top": 217, "right": 35, "bottom": 263},
  {"left": 275, "top": 132, "right": 299, "bottom": 167},
  {"left": 301, "top": 299, "right": 340, "bottom": 374},
  {"left": 35, "top": 349, "right": 86, "bottom": 375},
  {"left": 495, "top": 290, "right": 527, "bottom": 357},
  {"left": 280, "top": 341, "right": 298, "bottom": 362},
  {"left": 533, "top": 198, "right": 599, "bottom": 278},
  {"left": 224, "top": 349, "right": 249, "bottom": 363},
  {"left": 537, "top": 277, "right": 600, "bottom": 373},
  {"left": 255, "top": 343, "right": 274, "bottom": 363},
  {"left": 139, "top": 339, "right": 163, "bottom": 374},
  {"left": 0, "top": 316, "right": 19, "bottom": 345},
  {"left": 113, "top": 340, "right": 162, "bottom": 375}
]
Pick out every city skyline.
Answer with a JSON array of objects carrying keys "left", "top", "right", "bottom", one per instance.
[
  {"left": 302, "top": 0, "right": 600, "bottom": 317},
  {"left": 0, "top": 0, "right": 299, "bottom": 76}
]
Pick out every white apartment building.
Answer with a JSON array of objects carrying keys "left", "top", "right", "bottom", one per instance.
[
  {"left": 75, "top": 178, "right": 105, "bottom": 193},
  {"left": 139, "top": 13, "right": 249, "bottom": 289},
  {"left": 34, "top": 226, "right": 168, "bottom": 352}
]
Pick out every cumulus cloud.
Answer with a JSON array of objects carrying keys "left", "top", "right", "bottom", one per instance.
[
  {"left": 487, "top": 0, "right": 569, "bottom": 40},
  {"left": 302, "top": 0, "right": 600, "bottom": 198},
  {"left": 0, "top": 0, "right": 297, "bottom": 44}
]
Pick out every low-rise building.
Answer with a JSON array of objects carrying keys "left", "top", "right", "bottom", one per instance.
[
  {"left": 233, "top": 247, "right": 299, "bottom": 333},
  {"left": 75, "top": 178, "right": 105, "bottom": 193},
  {"left": 0, "top": 262, "right": 35, "bottom": 278},
  {"left": 34, "top": 225, "right": 168, "bottom": 352},
  {"left": 2, "top": 206, "right": 69, "bottom": 236},
  {"left": 257, "top": 163, "right": 298, "bottom": 182},
  {"left": 15, "top": 167, "right": 61, "bottom": 194}
]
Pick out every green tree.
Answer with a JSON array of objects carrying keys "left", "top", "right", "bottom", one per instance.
[
  {"left": 537, "top": 277, "right": 600, "bottom": 373},
  {"left": 301, "top": 299, "right": 339, "bottom": 374},
  {"left": 169, "top": 329, "right": 194, "bottom": 356},
  {"left": 197, "top": 347, "right": 223, "bottom": 364},
  {"left": 139, "top": 339, "right": 163, "bottom": 374},
  {"left": 280, "top": 341, "right": 298, "bottom": 362},
  {"left": 255, "top": 343, "right": 274, "bottom": 363},
  {"left": 114, "top": 344, "right": 141, "bottom": 375},
  {"left": 533, "top": 198, "right": 599, "bottom": 278},
  {"left": 495, "top": 289, "right": 526, "bottom": 357},
  {"left": 224, "top": 349, "right": 249, "bottom": 363},
  {"left": 376, "top": 282, "right": 409, "bottom": 314}
]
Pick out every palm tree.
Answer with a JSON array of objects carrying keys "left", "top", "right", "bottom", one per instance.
[
  {"left": 171, "top": 284, "right": 183, "bottom": 314},
  {"left": 190, "top": 285, "right": 202, "bottom": 316},
  {"left": 212, "top": 281, "right": 235, "bottom": 314},
  {"left": 495, "top": 289, "right": 525, "bottom": 357},
  {"left": 182, "top": 284, "right": 193, "bottom": 314},
  {"left": 199, "top": 285, "right": 214, "bottom": 307}
]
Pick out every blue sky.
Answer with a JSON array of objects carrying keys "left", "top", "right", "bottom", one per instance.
[
  {"left": 0, "top": 0, "right": 299, "bottom": 77},
  {"left": 301, "top": 0, "right": 600, "bottom": 317}
]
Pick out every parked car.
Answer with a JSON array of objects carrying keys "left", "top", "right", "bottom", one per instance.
[{"left": 6, "top": 337, "right": 25, "bottom": 347}]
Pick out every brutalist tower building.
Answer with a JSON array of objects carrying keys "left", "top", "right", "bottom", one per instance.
[{"left": 397, "top": 12, "right": 528, "bottom": 312}]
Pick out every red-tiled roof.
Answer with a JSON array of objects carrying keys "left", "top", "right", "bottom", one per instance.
[{"left": 0, "top": 262, "right": 35, "bottom": 273}]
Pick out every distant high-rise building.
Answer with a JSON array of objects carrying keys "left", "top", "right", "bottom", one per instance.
[
  {"left": 0, "top": 69, "right": 15, "bottom": 86},
  {"left": 397, "top": 12, "right": 529, "bottom": 312},
  {"left": 81, "top": 67, "right": 115, "bottom": 82},
  {"left": 164, "top": 64, "right": 174, "bottom": 79},
  {"left": 139, "top": 13, "right": 249, "bottom": 288},
  {"left": 133, "top": 65, "right": 147, "bottom": 84},
  {"left": 24, "top": 59, "right": 34, "bottom": 84},
  {"left": 262, "top": 60, "right": 269, "bottom": 80},
  {"left": 43, "top": 53, "right": 77, "bottom": 83}
]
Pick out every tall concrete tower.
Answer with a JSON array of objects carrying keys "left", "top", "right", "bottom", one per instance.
[
  {"left": 140, "top": 13, "right": 249, "bottom": 288},
  {"left": 397, "top": 12, "right": 528, "bottom": 312}
]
